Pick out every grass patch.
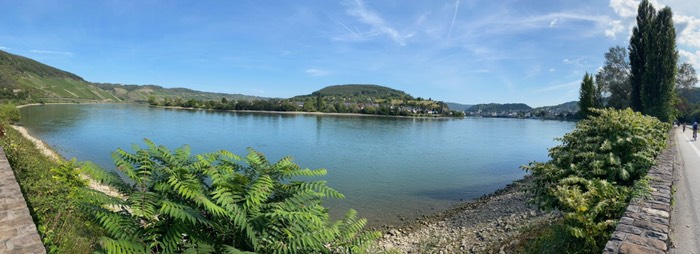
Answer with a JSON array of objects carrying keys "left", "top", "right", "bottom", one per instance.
[{"left": 0, "top": 123, "right": 107, "bottom": 253}]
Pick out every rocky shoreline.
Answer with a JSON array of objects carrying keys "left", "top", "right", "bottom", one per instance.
[{"left": 369, "top": 176, "right": 559, "bottom": 253}]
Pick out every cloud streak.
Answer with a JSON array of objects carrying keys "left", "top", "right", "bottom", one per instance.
[
  {"left": 305, "top": 68, "right": 330, "bottom": 77},
  {"left": 339, "top": 0, "right": 411, "bottom": 45},
  {"left": 447, "top": 0, "right": 460, "bottom": 41},
  {"left": 534, "top": 80, "right": 580, "bottom": 93},
  {"left": 29, "top": 49, "right": 74, "bottom": 56}
]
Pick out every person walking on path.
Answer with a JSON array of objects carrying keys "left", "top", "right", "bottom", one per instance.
[{"left": 693, "top": 122, "right": 698, "bottom": 141}]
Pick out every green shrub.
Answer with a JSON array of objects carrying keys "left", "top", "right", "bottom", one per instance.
[
  {"left": 0, "top": 103, "right": 19, "bottom": 123},
  {"left": 95, "top": 139, "right": 380, "bottom": 253},
  {"left": 522, "top": 108, "right": 669, "bottom": 251}
]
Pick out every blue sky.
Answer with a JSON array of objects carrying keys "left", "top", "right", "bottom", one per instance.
[{"left": 1, "top": 0, "right": 699, "bottom": 107}]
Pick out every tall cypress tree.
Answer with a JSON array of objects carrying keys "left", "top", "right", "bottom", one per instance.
[
  {"left": 629, "top": 0, "right": 655, "bottom": 112},
  {"left": 628, "top": 0, "right": 677, "bottom": 122},
  {"left": 646, "top": 7, "right": 677, "bottom": 122},
  {"left": 579, "top": 73, "right": 596, "bottom": 119}
]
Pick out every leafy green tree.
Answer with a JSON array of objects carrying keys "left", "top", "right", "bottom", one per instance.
[
  {"left": 578, "top": 73, "right": 597, "bottom": 119},
  {"left": 675, "top": 63, "right": 698, "bottom": 120},
  {"left": 316, "top": 93, "right": 324, "bottom": 111},
  {"left": 596, "top": 46, "right": 631, "bottom": 109},
  {"left": 95, "top": 140, "right": 379, "bottom": 253},
  {"left": 147, "top": 96, "right": 157, "bottom": 106},
  {"left": 303, "top": 98, "right": 317, "bottom": 112},
  {"left": 629, "top": 0, "right": 656, "bottom": 112}
]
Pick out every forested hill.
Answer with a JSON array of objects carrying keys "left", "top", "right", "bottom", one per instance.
[
  {"left": 533, "top": 101, "right": 579, "bottom": 112},
  {"left": 296, "top": 84, "right": 412, "bottom": 99},
  {"left": 467, "top": 103, "right": 532, "bottom": 112},
  {"left": 0, "top": 50, "right": 119, "bottom": 102},
  {"left": 445, "top": 102, "right": 472, "bottom": 111},
  {"left": 94, "top": 83, "right": 267, "bottom": 103}
]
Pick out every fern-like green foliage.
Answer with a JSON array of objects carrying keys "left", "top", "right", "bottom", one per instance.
[
  {"left": 522, "top": 108, "right": 670, "bottom": 251},
  {"left": 94, "top": 139, "right": 379, "bottom": 253}
]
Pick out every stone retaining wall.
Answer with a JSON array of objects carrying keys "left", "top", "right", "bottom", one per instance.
[
  {"left": 0, "top": 146, "right": 46, "bottom": 254},
  {"left": 603, "top": 137, "right": 675, "bottom": 254}
]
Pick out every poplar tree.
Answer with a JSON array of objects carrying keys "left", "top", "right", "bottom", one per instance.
[
  {"left": 629, "top": 0, "right": 655, "bottom": 112},
  {"left": 641, "top": 7, "right": 677, "bottom": 122},
  {"left": 579, "top": 73, "right": 596, "bottom": 119},
  {"left": 628, "top": 0, "right": 678, "bottom": 122}
]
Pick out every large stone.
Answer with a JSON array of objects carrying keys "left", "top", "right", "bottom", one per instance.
[
  {"left": 643, "top": 230, "right": 668, "bottom": 241},
  {"left": 633, "top": 220, "right": 668, "bottom": 234},
  {"left": 616, "top": 224, "right": 643, "bottom": 235},
  {"left": 626, "top": 234, "right": 667, "bottom": 251},
  {"left": 642, "top": 207, "right": 669, "bottom": 218}
]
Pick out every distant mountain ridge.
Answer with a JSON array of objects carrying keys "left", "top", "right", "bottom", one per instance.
[
  {"left": 1, "top": 50, "right": 576, "bottom": 112},
  {"left": 94, "top": 83, "right": 267, "bottom": 103},
  {"left": 445, "top": 102, "right": 472, "bottom": 111},
  {"left": 467, "top": 103, "right": 532, "bottom": 112}
]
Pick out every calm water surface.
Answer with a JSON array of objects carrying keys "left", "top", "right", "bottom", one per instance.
[{"left": 19, "top": 104, "right": 574, "bottom": 226}]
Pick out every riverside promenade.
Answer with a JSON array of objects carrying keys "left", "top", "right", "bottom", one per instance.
[
  {"left": 670, "top": 128, "right": 700, "bottom": 253},
  {"left": 0, "top": 146, "right": 46, "bottom": 253}
]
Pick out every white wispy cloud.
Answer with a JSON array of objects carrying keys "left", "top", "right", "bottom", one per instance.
[
  {"left": 305, "top": 68, "right": 330, "bottom": 77},
  {"left": 0, "top": 46, "right": 8, "bottom": 50},
  {"left": 605, "top": 20, "right": 625, "bottom": 38},
  {"left": 447, "top": 0, "right": 460, "bottom": 41},
  {"left": 549, "top": 18, "right": 558, "bottom": 28},
  {"left": 29, "top": 49, "right": 74, "bottom": 56},
  {"left": 488, "top": 12, "right": 620, "bottom": 38},
  {"left": 609, "top": 0, "right": 640, "bottom": 18},
  {"left": 339, "top": 0, "right": 412, "bottom": 46},
  {"left": 676, "top": 14, "right": 700, "bottom": 48},
  {"left": 534, "top": 80, "right": 580, "bottom": 93},
  {"left": 679, "top": 49, "right": 700, "bottom": 71},
  {"left": 472, "top": 68, "right": 490, "bottom": 73},
  {"left": 563, "top": 57, "right": 589, "bottom": 67}
]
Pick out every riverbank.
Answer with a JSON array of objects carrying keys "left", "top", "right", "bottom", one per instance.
[
  {"left": 155, "top": 105, "right": 460, "bottom": 119},
  {"left": 370, "top": 176, "right": 559, "bottom": 253},
  {"left": 10, "top": 123, "right": 122, "bottom": 198}
]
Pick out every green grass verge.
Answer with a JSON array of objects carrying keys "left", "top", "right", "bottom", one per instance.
[{"left": 0, "top": 123, "right": 107, "bottom": 253}]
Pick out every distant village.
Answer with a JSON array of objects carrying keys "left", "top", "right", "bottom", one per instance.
[{"left": 462, "top": 102, "right": 579, "bottom": 120}]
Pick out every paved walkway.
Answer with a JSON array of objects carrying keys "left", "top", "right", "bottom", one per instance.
[
  {"left": 670, "top": 128, "right": 700, "bottom": 253},
  {"left": 0, "top": 146, "right": 46, "bottom": 254}
]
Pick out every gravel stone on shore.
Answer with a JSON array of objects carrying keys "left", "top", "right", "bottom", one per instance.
[{"left": 369, "top": 177, "right": 559, "bottom": 253}]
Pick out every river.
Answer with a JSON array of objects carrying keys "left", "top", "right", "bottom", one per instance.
[{"left": 19, "top": 103, "right": 574, "bottom": 226}]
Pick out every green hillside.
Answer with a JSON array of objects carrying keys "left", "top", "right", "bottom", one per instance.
[
  {"left": 0, "top": 50, "right": 120, "bottom": 102},
  {"left": 94, "top": 83, "right": 267, "bottom": 103},
  {"left": 467, "top": 103, "right": 532, "bottom": 112},
  {"left": 533, "top": 101, "right": 579, "bottom": 112},
  {"left": 309, "top": 84, "right": 410, "bottom": 98}
]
